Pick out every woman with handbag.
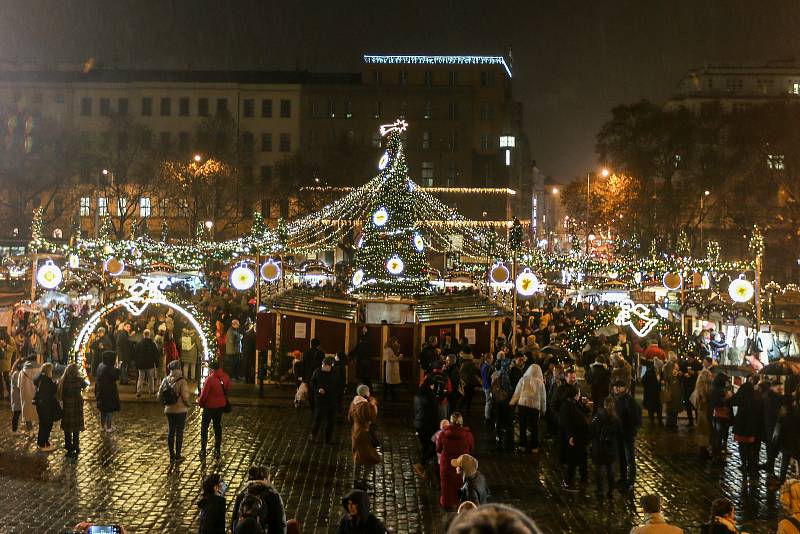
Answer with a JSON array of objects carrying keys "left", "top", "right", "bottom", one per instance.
[
  {"left": 197, "top": 360, "right": 231, "bottom": 461},
  {"left": 33, "top": 362, "right": 61, "bottom": 453},
  {"left": 58, "top": 363, "right": 87, "bottom": 457}
]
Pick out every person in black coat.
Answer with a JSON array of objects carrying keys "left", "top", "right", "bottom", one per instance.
[
  {"left": 731, "top": 379, "right": 760, "bottom": 475},
  {"left": 613, "top": 381, "right": 642, "bottom": 492},
  {"left": 641, "top": 363, "right": 662, "bottom": 425},
  {"left": 413, "top": 377, "right": 440, "bottom": 477},
  {"left": 115, "top": 322, "right": 133, "bottom": 385},
  {"left": 762, "top": 379, "right": 784, "bottom": 475},
  {"left": 310, "top": 357, "right": 338, "bottom": 443},
  {"left": 301, "top": 338, "right": 325, "bottom": 410},
  {"left": 33, "top": 363, "right": 60, "bottom": 451},
  {"left": 197, "top": 473, "right": 226, "bottom": 534},
  {"left": 558, "top": 384, "right": 589, "bottom": 491},
  {"left": 590, "top": 396, "right": 621, "bottom": 499},
  {"left": 709, "top": 372, "right": 732, "bottom": 463},
  {"left": 134, "top": 330, "right": 160, "bottom": 397},
  {"left": 337, "top": 489, "right": 387, "bottom": 534},
  {"left": 587, "top": 357, "right": 611, "bottom": 413},
  {"left": 95, "top": 350, "right": 121, "bottom": 432},
  {"left": 231, "top": 465, "right": 287, "bottom": 534},
  {"left": 350, "top": 327, "right": 373, "bottom": 390}
]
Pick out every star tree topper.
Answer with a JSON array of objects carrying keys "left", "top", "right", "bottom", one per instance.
[{"left": 379, "top": 119, "right": 409, "bottom": 137}]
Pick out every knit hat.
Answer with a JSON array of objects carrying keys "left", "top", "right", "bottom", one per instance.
[{"left": 450, "top": 454, "right": 479, "bottom": 478}]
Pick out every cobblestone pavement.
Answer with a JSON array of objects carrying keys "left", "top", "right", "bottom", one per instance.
[{"left": 0, "top": 390, "right": 784, "bottom": 533}]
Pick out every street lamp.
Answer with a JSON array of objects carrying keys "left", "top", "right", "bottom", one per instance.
[
  {"left": 193, "top": 154, "right": 202, "bottom": 162},
  {"left": 699, "top": 190, "right": 711, "bottom": 251},
  {"left": 551, "top": 187, "right": 559, "bottom": 195},
  {"left": 205, "top": 219, "right": 214, "bottom": 241},
  {"left": 585, "top": 167, "right": 611, "bottom": 254}
]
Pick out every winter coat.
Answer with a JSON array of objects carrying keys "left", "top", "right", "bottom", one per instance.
[
  {"left": 197, "top": 369, "right": 231, "bottom": 410},
  {"left": 590, "top": 409, "right": 620, "bottom": 465},
  {"left": 694, "top": 368, "right": 713, "bottom": 447},
  {"left": 763, "top": 389, "right": 783, "bottom": 444},
  {"left": 180, "top": 332, "right": 198, "bottom": 364},
  {"left": 18, "top": 361, "right": 40, "bottom": 422},
  {"left": 310, "top": 368, "right": 338, "bottom": 407},
  {"left": 383, "top": 346, "right": 401, "bottom": 385},
  {"left": 95, "top": 359, "right": 121, "bottom": 413},
  {"left": 10, "top": 368, "right": 22, "bottom": 411},
  {"left": 60, "top": 373, "right": 86, "bottom": 433},
  {"left": 226, "top": 327, "right": 242, "bottom": 355},
  {"left": 588, "top": 363, "right": 611, "bottom": 404},
  {"left": 479, "top": 361, "right": 493, "bottom": 390},
  {"left": 642, "top": 366, "right": 661, "bottom": 412},
  {"left": 615, "top": 392, "right": 642, "bottom": 440},
  {"left": 435, "top": 425, "right": 474, "bottom": 509},
  {"left": 231, "top": 480, "right": 287, "bottom": 534},
  {"left": 413, "top": 386, "right": 439, "bottom": 435},
  {"left": 611, "top": 361, "right": 633, "bottom": 390},
  {"left": 558, "top": 398, "right": 590, "bottom": 464},
  {"left": 731, "top": 383, "right": 759, "bottom": 438},
  {"left": 776, "top": 404, "right": 800, "bottom": 458},
  {"left": 159, "top": 370, "right": 191, "bottom": 414},
  {"left": 33, "top": 373, "right": 60, "bottom": 421},
  {"left": 337, "top": 489, "right": 387, "bottom": 534},
  {"left": 234, "top": 517, "right": 264, "bottom": 534},
  {"left": 115, "top": 330, "right": 133, "bottom": 363},
  {"left": 134, "top": 338, "right": 160, "bottom": 370},
  {"left": 664, "top": 373, "right": 683, "bottom": 413},
  {"left": 348, "top": 396, "right": 380, "bottom": 465},
  {"left": 197, "top": 493, "right": 226, "bottom": 534},
  {"left": 629, "top": 512, "right": 685, "bottom": 533},
  {"left": 459, "top": 355, "right": 480, "bottom": 389},
  {"left": 509, "top": 364, "right": 546, "bottom": 412},
  {"left": 351, "top": 335, "right": 372, "bottom": 381},
  {"left": 163, "top": 340, "right": 179, "bottom": 372},
  {"left": 300, "top": 348, "right": 324, "bottom": 382},
  {"left": 458, "top": 456, "right": 490, "bottom": 505}
]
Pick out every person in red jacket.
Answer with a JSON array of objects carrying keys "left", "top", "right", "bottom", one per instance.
[
  {"left": 197, "top": 360, "right": 231, "bottom": 460},
  {"left": 163, "top": 331, "right": 180, "bottom": 375},
  {"left": 435, "top": 411, "right": 474, "bottom": 511}
]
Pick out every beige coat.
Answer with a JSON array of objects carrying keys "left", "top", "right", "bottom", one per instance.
[
  {"left": 18, "top": 362, "right": 40, "bottom": 423},
  {"left": 348, "top": 396, "right": 381, "bottom": 465},
  {"left": 159, "top": 371, "right": 192, "bottom": 414},
  {"left": 630, "top": 513, "right": 684, "bottom": 534},
  {"left": 383, "top": 347, "right": 401, "bottom": 385}
]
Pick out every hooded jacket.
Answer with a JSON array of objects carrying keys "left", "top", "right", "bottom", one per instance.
[
  {"left": 95, "top": 351, "right": 120, "bottom": 413},
  {"left": 197, "top": 492, "right": 226, "bottom": 534},
  {"left": 457, "top": 455, "right": 490, "bottom": 505},
  {"left": 231, "top": 480, "right": 287, "bottom": 534},
  {"left": 509, "top": 363, "right": 547, "bottom": 412},
  {"left": 337, "top": 489, "right": 386, "bottom": 534}
]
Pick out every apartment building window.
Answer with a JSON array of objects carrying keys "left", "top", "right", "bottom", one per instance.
[
  {"left": 448, "top": 132, "right": 459, "bottom": 151},
  {"left": 423, "top": 101, "right": 432, "bottom": 119},
  {"left": 279, "top": 133, "right": 291, "bottom": 152},
  {"left": 140, "top": 197, "right": 151, "bottom": 218},
  {"left": 178, "top": 131, "right": 190, "bottom": 151},
  {"left": 372, "top": 132, "right": 381, "bottom": 148},
  {"left": 421, "top": 162, "right": 434, "bottom": 186},
  {"left": 280, "top": 99, "right": 291, "bottom": 118},
  {"left": 177, "top": 199, "right": 188, "bottom": 216},
  {"left": 480, "top": 133, "right": 494, "bottom": 151},
  {"left": 328, "top": 99, "right": 336, "bottom": 118},
  {"left": 733, "top": 102, "right": 751, "bottom": 114},
  {"left": 259, "top": 165, "right": 273, "bottom": 186},
  {"left": 261, "top": 99, "right": 272, "bottom": 118},
  {"left": 242, "top": 131, "right": 254, "bottom": 152},
  {"left": 373, "top": 101, "right": 382, "bottom": 119},
  {"left": 179, "top": 97, "right": 190, "bottom": 116},
  {"left": 422, "top": 131, "right": 431, "bottom": 150},
  {"left": 480, "top": 71, "right": 495, "bottom": 87},
  {"left": 97, "top": 197, "right": 109, "bottom": 217},
  {"left": 118, "top": 98, "right": 129, "bottom": 115},
  {"left": 118, "top": 198, "right": 128, "bottom": 216},
  {"left": 198, "top": 98, "right": 209, "bottom": 117},
  {"left": 160, "top": 97, "right": 171, "bottom": 116},
  {"left": 55, "top": 93, "right": 65, "bottom": 104},
  {"left": 141, "top": 97, "right": 152, "bottom": 116},
  {"left": 447, "top": 163, "right": 459, "bottom": 186},
  {"left": 448, "top": 101, "right": 458, "bottom": 120},
  {"left": 373, "top": 70, "right": 382, "bottom": 85},
  {"left": 756, "top": 79, "right": 774, "bottom": 95},
  {"left": 216, "top": 98, "right": 228, "bottom": 115},
  {"left": 80, "top": 97, "right": 92, "bottom": 116},
  {"left": 79, "top": 197, "right": 91, "bottom": 217},
  {"left": 424, "top": 71, "right": 433, "bottom": 86},
  {"left": 480, "top": 103, "right": 495, "bottom": 120},
  {"left": 158, "top": 198, "right": 169, "bottom": 217},
  {"left": 398, "top": 101, "right": 408, "bottom": 118},
  {"left": 345, "top": 101, "right": 353, "bottom": 119},
  {"left": 261, "top": 133, "right": 273, "bottom": 152},
  {"left": 399, "top": 71, "right": 408, "bottom": 85},
  {"left": 725, "top": 78, "right": 743, "bottom": 93},
  {"left": 140, "top": 131, "right": 151, "bottom": 149},
  {"left": 99, "top": 98, "right": 111, "bottom": 116},
  {"left": 791, "top": 81, "right": 800, "bottom": 95},
  {"left": 159, "top": 131, "right": 171, "bottom": 149},
  {"left": 767, "top": 154, "right": 785, "bottom": 170},
  {"left": 448, "top": 70, "right": 458, "bottom": 86},
  {"left": 241, "top": 98, "right": 254, "bottom": 118},
  {"left": 706, "top": 78, "right": 714, "bottom": 90}
]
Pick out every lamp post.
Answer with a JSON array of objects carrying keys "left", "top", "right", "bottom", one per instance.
[
  {"left": 585, "top": 168, "right": 609, "bottom": 254},
  {"left": 699, "top": 190, "right": 710, "bottom": 251},
  {"left": 205, "top": 219, "right": 214, "bottom": 241}
]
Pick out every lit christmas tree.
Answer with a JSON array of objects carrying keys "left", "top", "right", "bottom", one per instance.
[
  {"left": 352, "top": 120, "right": 429, "bottom": 295},
  {"left": 676, "top": 229, "right": 691, "bottom": 257}
]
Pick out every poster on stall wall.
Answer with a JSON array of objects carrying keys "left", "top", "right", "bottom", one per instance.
[
  {"left": 464, "top": 328, "right": 476, "bottom": 346},
  {"left": 294, "top": 322, "right": 307, "bottom": 339}
]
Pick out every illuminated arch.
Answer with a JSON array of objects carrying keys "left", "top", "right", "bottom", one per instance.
[{"left": 72, "top": 295, "right": 212, "bottom": 378}]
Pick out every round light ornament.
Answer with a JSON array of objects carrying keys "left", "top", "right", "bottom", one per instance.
[
  {"left": 372, "top": 207, "right": 389, "bottom": 227},
  {"left": 230, "top": 264, "right": 255, "bottom": 291},
  {"left": 728, "top": 276, "right": 754, "bottom": 303},
  {"left": 352, "top": 269, "right": 365, "bottom": 287},
  {"left": 36, "top": 260, "right": 62, "bottom": 289},
  {"left": 489, "top": 263, "right": 510, "bottom": 284},
  {"left": 413, "top": 233, "right": 425, "bottom": 252},
  {"left": 378, "top": 152, "right": 390, "bottom": 170},
  {"left": 386, "top": 255, "right": 405, "bottom": 275},
  {"left": 662, "top": 271, "right": 683, "bottom": 291},
  {"left": 103, "top": 257, "right": 125, "bottom": 277},
  {"left": 260, "top": 259, "right": 281, "bottom": 282},
  {"left": 515, "top": 268, "right": 539, "bottom": 297}
]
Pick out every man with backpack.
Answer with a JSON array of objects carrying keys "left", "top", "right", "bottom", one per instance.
[
  {"left": 231, "top": 465, "right": 287, "bottom": 534},
  {"left": 158, "top": 360, "right": 191, "bottom": 462}
]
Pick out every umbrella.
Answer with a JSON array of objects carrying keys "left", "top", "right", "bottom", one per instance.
[{"left": 760, "top": 358, "right": 800, "bottom": 376}]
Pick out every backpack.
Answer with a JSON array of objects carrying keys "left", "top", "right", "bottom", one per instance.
[
  {"left": 491, "top": 371, "right": 509, "bottom": 403},
  {"left": 159, "top": 377, "right": 183, "bottom": 406},
  {"left": 430, "top": 372, "right": 448, "bottom": 400},
  {"left": 598, "top": 420, "right": 615, "bottom": 446}
]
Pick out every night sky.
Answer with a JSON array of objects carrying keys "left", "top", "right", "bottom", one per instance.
[{"left": 2, "top": 0, "right": 800, "bottom": 182}]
